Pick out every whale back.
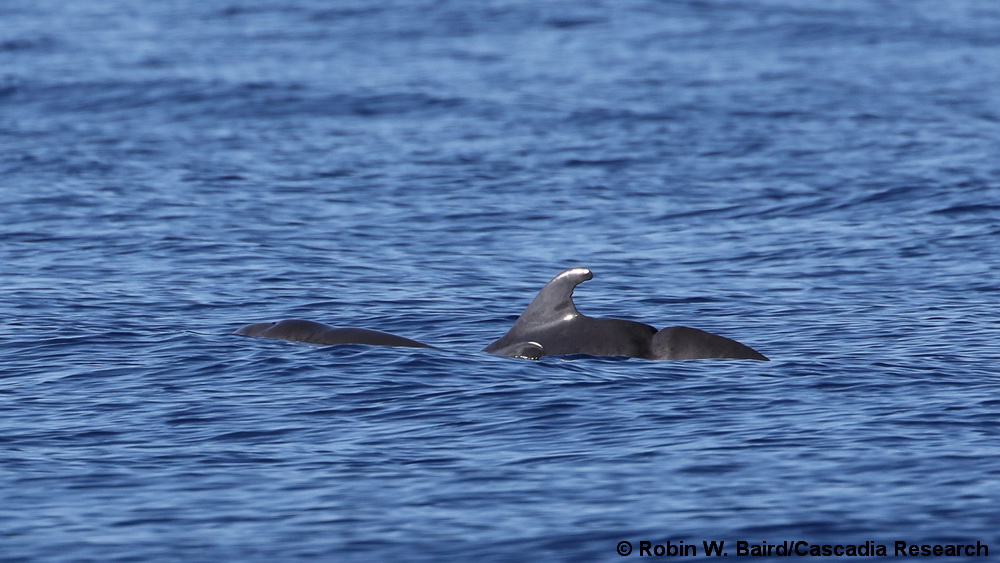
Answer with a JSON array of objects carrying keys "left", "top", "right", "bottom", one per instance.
[
  {"left": 651, "top": 326, "right": 768, "bottom": 360},
  {"left": 484, "top": 268, "right": 657, "bottom": 358},
  {"left": 235, "top": 319, "right": 432, "bottom": 348}
]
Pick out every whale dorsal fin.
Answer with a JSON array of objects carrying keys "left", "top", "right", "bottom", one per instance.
[{"left": 513, "top": 267, "right": 592, "bottom": 328}]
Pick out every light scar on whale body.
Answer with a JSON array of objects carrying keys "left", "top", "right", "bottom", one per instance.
[{"left": 482, "top": 268, "right": 768, "bottom": 361}]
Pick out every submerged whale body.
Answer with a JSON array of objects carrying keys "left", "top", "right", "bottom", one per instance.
[
  {"left": 483, "top": 268, "right": 768, "bottom": 361},
  {"left": 235, "top": 319, "right": 432, "bottom": 348}
]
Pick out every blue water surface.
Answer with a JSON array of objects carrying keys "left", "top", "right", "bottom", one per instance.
[{"left": 2, "top": 1, "right": 1000, "bottom": 561}]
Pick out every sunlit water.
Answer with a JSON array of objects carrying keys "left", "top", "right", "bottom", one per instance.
[{"left": 2, "top": 1, "right": 999, "bottom": 561}]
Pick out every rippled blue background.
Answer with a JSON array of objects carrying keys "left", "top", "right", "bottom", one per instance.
[{"left": 3, "top": 1, "right": 999, "bottom": 561}]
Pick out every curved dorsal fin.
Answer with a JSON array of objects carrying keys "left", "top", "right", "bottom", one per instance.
[{"left": 513, "top": 267, "right": 592, "bottom": 327}]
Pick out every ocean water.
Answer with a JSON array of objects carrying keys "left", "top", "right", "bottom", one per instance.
[{"left": 2, "top": 0, "right": 999, "bottom": 561}]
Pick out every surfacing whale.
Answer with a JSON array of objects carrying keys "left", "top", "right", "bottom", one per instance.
[
  {"left": 235, "top": 319, "right": 432, "bottom": 348},
  {"left": 483, "top": 268, "right": 768, "bottom": 361}
]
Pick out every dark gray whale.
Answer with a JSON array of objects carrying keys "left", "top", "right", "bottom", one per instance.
[
  {"left": 483, "top": 268, "right": 768, "bottom": 361},
  {"left": 234, "top": 319, "right": 432, "bottom": 348}
]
